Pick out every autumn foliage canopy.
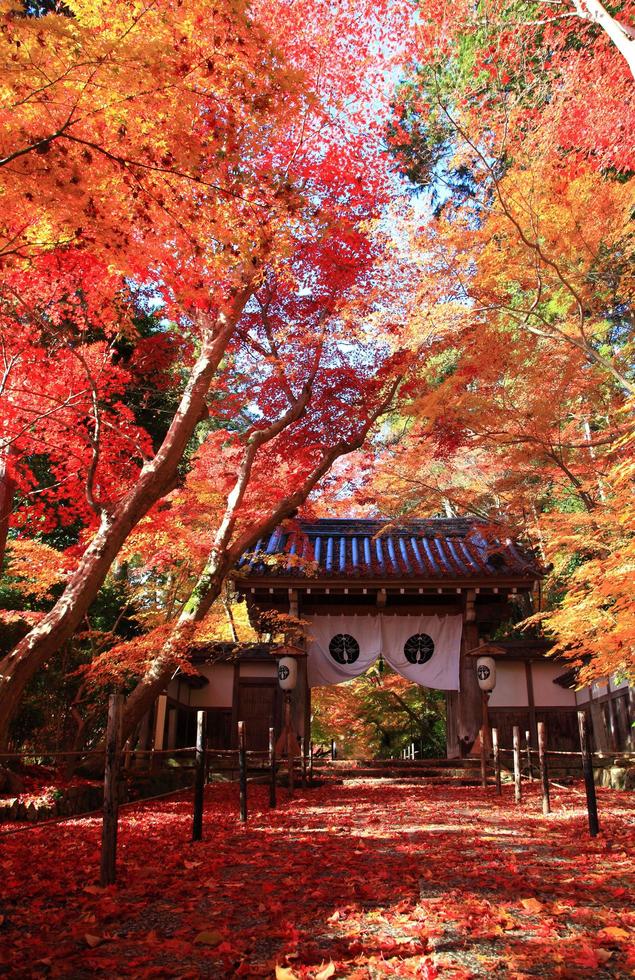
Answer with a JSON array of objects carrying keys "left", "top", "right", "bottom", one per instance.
[{"left": 0, "top": 0, "right": 633, "bottom": 747}]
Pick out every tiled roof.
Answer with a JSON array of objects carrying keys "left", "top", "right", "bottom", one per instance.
[{"left": 236, "top": 518, "right": 542, "bottom": 584}]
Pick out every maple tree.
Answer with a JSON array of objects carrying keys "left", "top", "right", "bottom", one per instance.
[
  {"left": 365, "top": 0, "right": 635, "bottom": 685},
  {"left": 0, "top": 0, "right": 415, "bottom": 745},
  {"left": 312, "top": 670, "right": 446, "bottom": 759}
]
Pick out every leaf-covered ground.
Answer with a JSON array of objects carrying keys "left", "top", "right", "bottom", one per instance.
[{"left": 1, "top": 777, "right": 633, "bottom": 978}]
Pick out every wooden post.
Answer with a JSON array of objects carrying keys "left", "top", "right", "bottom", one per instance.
[
  {"left": 457, "top": 594, "right": 482, "bottom": 755},
  {"left": 480, "top": 734, "right": 487, "bottom": 788},
  {"left": 330, "top": 738, "right": 336, "bottom": 761},
  {"left": 537, "top": 721, "right": 550, "bottom": 816},
  {"left": 238, "top": 720, "right": 247, "bottom": 823},
  {"left": 192, "top": 710, "right": 206, "bottom": 841},
  {"left": 288, "top": 741, "right": 294, "bottom": 797},
  {"left": 492, "top": 727, "right": 502, "bottom": 796},
  {"left": 101, "top": 693, "right": 123, "bottom": 886},
  {"left": 525, "top": 729, "right": 533, "bottom": 781},
  {"left": 268, "top": 726, "right": 277, "bottom": 809},
  {"left": 309, "top": 740, "right": 314, "bottom": 787},
  {"left": 578, "top": 710, "right": 599, "bottom": 837},
  {"left": 123, "top": 738, "right": 132, "bottom": 773},
  {"left": 299, "top": 736, "right": 306, "bottom": 788},
  {"left": 513, "top": 725, "right": 522, "bottom": 803}
]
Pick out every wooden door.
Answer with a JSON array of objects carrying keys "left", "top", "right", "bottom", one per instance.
[{"left": 236, "top": 681, "right": 279, "bottom": 750}]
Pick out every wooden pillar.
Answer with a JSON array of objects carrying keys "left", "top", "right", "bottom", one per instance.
[
  {"left": 288, "top": 588, "right": 309, "bottom": 748},
  {"left": 153, "top": 694, "right": 168, "bottom": 753},
  {"left": 137, "top": 710, "right": 152, "bottom": 753},
  {"left": 167, "top": 707, "right": 178, "bottom": 750},
  {"left": 589, "top": 698, "right": 609, "bottom": 752},
  {"left": 457, "top": 591, "right": 481, "bottom": 756},
  {"left": 445, "top": 692, "right": 460, "bottom": 759},
  {"left": 615, "top": 694, "right": 631, "bottom": 751},
  {"left": 525, "top": 662, "right": 537, "bottom": 743}
]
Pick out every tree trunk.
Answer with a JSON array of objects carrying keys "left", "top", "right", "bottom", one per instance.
[
  {"left": 0, "top": 292, "right": 251, "bottom": 749},
  {"left": 118, "top": 381, "right": 403, "bottom": 746},
  {"left": 0, "top": 445, "right": 15, "bottom": 572},
  {"left": 575, "top": 0, "right": 635, "bottom": 78}
]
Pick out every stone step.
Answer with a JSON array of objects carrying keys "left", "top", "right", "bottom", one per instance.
[
  {"left": 314, "top": 766, "right": 484, "bottom": 782},
  {"left": 314, "top": 757, "right": 482, "bottom": 770}
]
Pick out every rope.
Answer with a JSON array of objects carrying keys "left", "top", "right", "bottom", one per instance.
[{"left": 0, "top": 785, "right": 193, "bottom": 838}]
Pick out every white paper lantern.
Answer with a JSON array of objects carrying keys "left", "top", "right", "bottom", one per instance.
[
  {"left": 278, "top": 656, "right": 298, "bottom": 691},
  {"left": 476, "top": 656, "right": 496, "bottom": 691}
]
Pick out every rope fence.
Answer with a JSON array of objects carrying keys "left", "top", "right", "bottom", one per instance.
[
  {"left": 489, "top": 712, "right": 601, "bottom": 836},
  {"left": 1, "top": 700, "right": 315, "bottom": 885}
]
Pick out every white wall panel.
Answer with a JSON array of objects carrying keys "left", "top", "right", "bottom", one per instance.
[
  {"left": 531, "top": 662, "right": 576, "bottom": 707},
  {"left": 188, "top": 664, "right": 234, "bottom": 708},
  {"left": 488, "top": 662, "right": 528, "bottom": 707}
]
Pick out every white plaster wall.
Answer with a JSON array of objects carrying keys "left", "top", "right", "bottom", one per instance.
[
  {"left": 591, "top": 680, "right": 609, "bottom": 699},
  {"left": 488, "top": 662, "right": 528, "bottom": 707},
  {"left": 531, "top": 662, "right": 577, "bottom": 707},
  {"left": 187, "top": 663, "right": 235, "bottom": 708},
  {"left": 240, "top": 661, "right": 277, "bottom": 678}
]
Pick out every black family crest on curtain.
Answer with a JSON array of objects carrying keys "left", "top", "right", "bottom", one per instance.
[
  {"left": 404, "top": 633, "right": 435, "bottom": 665},
  {"left": 329, "top": 633, "right": 360, "bottom": 665},
  {"left": 306, "top": 615, "right": 461, "bottom": 688}
]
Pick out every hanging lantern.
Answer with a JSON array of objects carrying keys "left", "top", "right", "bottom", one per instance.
[
  {"left": 476, "top": 656, "right": 496, "bottom": 691},
  {"left": 277, "top": 656, "right": 298, "bottom": 691}
]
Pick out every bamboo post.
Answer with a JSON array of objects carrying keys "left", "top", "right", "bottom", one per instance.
[
  {"left": 492, "top": 727, "right": 502, "bottom": 796},
  {"left": 101, "top": 693, "right": 123, "bottom": 886},
  {"left": 525, "top": 729, "right": 533, "bottom": 781},
  {"left": 238, "top": 720, "right": 247, "bottom": 823},
  {"left": 309, "top": 740, "right": 314, "bottom": 787},
  {"left": 537, "top": 721, "right": 550, "bottom": 815},
  {"left": 578, "top": 710, "right": 599, "bottom": 837},
  {"left": 192, "top": 710, "right": 206, "bottom": 841},
  {"left": 268, "top": 726, "right": 276, "bottom": 809},
  {"left": 513, "top": 725, "right": 522, "bottom": 803}
]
